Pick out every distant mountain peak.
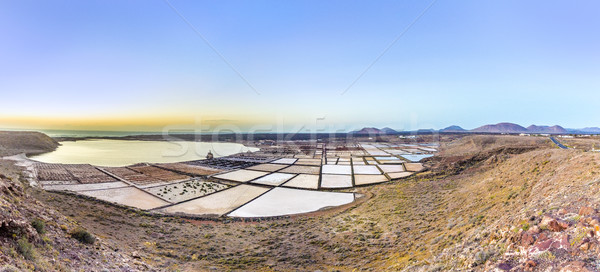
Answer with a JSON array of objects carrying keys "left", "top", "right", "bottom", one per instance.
[
  {"left": 471, "top": 122, "right": 528, "bottom": 133},
  {"left": 380, "top": 127, "right": 397, "bottom": 134},
  {"left": 353, "top": 127, "right": 398, "bottom": 134},
  {"left": 353, "top": 127, "right": 383, "bottom": 134},
  {"left": 526, "top": 125, "right": 567, "bottom": 134},
  {"left": 440, "top": 125, "right": 466, "bottom": 132}
]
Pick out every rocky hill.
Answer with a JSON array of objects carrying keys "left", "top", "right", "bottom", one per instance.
[
  {"left": 440, "top": 125, "right": 467, "bottom": 133},
  {"left": 353, "top": 127, "right": 383, "bottom": 134},
  {"left": 526, "top": 125, "right": 568, "bottom": 134},
  {"left": 0, "top": 131, "right": 149, "bottom": 271},
  {"left": 471, "top": 122, "right": 529, "bottom": 134},
  {"left": 0, "top": 174, "right": 151, "bottom": 271},
  {"left": 0, "top": 131, "right": 59, "bottom": 156}
]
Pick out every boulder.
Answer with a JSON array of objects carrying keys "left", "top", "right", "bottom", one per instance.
[{"left": 579, "top": 206, "right": 596, "bottom": 216}]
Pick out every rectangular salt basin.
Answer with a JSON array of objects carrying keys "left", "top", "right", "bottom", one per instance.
[
  {"left": 158, "top": 185, "right": 270, "bottom": 216},
  {"left": 321, "top": 165, "right": 352, "bottom": 175},
  {"left": 80, "top": 187, "right": 169, "bottom": 210},
  {"left": 354, "top": 175, "right": 388, "bottom": 186},
  {"left": 279, "top": 165, "right": 321, "bottom": 175},
  {"left": 401, "top": 154, "right": 434, "bottom": 162},
  {"left": 281, "top": 174, "right": 319, "bottom": 189},
  {"left": 387, "top": 172, "right": 413, "bottom": 179},
  {"left": 213, "top": 169, "right": 268, "bottom": 182},
  {"left": 228, "top": 187, "right": 355, "bottom": 218},
  {"left": 352, "top": 158, "right": 365, "bottom": 164},
  {"left": 366, "top": 150, "right": 388, "bottom": 156},
  {"left": 320, "top": 174, "right": 353, "bottom": 188},
  {"left": 43, "top": 181, "right": 130, "bottom": 192},
  {"left": 405, "top": 163, "right": 425, "bottom": 172},
  {"left": 374, "top": 156, "right": 400, "bottom": 161},
  {"left": 384, "top": 150, "right": 412, "bottom": 155},
  {"left": 271, "top": 158, "right": 298, "bottom": 165},
  {"left": 251, "top": 173, "right": 296, "bottom": 186},
  {"left": 246, "top": 163, "right": 288, "bottom": 172},
  {"left": 144, "top": 180, "right": 229, "bottom": 203},
  {"left": 353, "top": 165, "right": 381, "bottom": 175},
  {"left": 377, "top": 165, "right": 406, "bottom": 173},
  {"left": 295, "top": 159, "right": 322, "bottom": 166}
]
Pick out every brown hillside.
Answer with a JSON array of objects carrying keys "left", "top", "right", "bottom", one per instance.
[{"left": 0, "top": 131, "right": 59, "bottom": 156}]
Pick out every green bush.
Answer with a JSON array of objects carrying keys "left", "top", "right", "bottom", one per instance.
[
  {"left": 16, "top": 236, "right": 35, "bottom": 260},
  {"left": 70, "top": 228, "right": 95, "bottom": 244},
  {"left": 31, "top": 218, "right": 46, "bottom": 234}
]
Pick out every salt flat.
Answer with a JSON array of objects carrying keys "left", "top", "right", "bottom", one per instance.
[
  {"left": 80, "top": 187, "right": 169, "bottom": 210},
  {"left": 228, "top": 187, "right": 355, "bottom": 217},
  {"left": 158, "top": 185, "right": 270, "bottom": 216}
]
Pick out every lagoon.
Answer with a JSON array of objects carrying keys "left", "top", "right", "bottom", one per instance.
[{"left": 30, "top": 139, "right": 258, "bottom": 167}]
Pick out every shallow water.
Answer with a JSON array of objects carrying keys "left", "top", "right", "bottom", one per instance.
[
  {"left": 30, "top": 139, "right": 258, "bottom": 167},
  {"left": 401, "top": 154, "right": 434, "bottom": 162}
]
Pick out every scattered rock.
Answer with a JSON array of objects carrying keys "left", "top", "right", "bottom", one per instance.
[
  {"left": 578, "top": 206, "right": 596, "bottom": 216},
  {"left": 496, "top": 262, "right": 512, "bottom": 271},
  {"left": 524, "top": 259, "right": 537, "bottom": 271},
  {"left": 521, "top": 231, "right": 535, "bottom": 246},
  {"left": 560, "top": 261, "right": 591, "bottom": 272},
  {"left": 540, "top": 215, "right": 568, "bottom": 232}
]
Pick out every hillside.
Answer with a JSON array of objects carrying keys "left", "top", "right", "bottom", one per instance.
[
  {"left": 353, "top": 127, "right": 383, "bottom": 134},
  {"left": 526, "top": 125, "right": 568, "bottom": 134},
  {"left": 440, "top": 125, "right": 467, "bottom": 133},
  {"left": 0, "top": 131, "right": 59, "bottom": 156},
  {"left": 471, "top": 122, "right": 528, "bottom": 134},
  {"left": 0, "top": 167, "right": 149, "bottom": 271}
]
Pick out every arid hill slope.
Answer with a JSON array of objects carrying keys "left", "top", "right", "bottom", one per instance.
[{"left": 0, "top": 131, "right": 59, "bottom": 156}]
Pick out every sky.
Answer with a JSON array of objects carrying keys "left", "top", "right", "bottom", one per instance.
[{"left": 1, "top": 0, "right": 599, "bottom": 133}]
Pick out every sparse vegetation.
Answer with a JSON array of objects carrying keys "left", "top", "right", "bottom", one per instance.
[
  {"left": 16, "top": 237, "right": 35, "bottom": 260},
  {"left": 70, "top": 228, "right": 95, "bottom": 244},
  {"left": 31, "top": 218, "right": 45, "bottom": 235}
]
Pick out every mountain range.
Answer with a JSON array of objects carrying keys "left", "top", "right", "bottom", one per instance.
[{"left": 353, "top": 123, "right": 600, "bottom": 135}]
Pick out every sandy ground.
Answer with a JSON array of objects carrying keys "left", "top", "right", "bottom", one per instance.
[
  {"left": 228, "top": 187, "right": 355, "bottom": 217},
  {"left": 387, "top": 172, "right": 413, "bottom": 179},
  {"left": 404, "top": 163, "right": 425, "bottom": 172},
  {"left": 2, "top": 153, "right": 39, "bottom": 186}
]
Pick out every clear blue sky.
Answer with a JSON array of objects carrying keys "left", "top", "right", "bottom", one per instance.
[{"left": 1, "top": 0, "right": 599, "bottom": 132}]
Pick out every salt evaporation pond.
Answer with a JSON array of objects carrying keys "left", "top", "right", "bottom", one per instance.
[
  {"left": 30, "top": 139, "right": 258, "bottom": 167},
  {"left": 401, "top": 154, "right": 434, "bottom": 162}
]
